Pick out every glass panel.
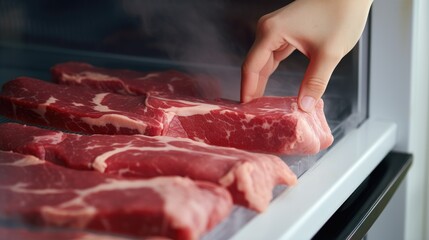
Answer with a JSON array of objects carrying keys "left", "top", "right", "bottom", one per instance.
[{"left": 0, "top": 0, "right": 369, "bottom": 239}]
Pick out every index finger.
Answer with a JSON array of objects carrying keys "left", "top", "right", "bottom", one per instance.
[{"left": 241, "top": 37, "right": 273, "bottom": 103}]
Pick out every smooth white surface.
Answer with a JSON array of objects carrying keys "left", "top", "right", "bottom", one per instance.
[
  {"left": 366, "top": 1, "right": 411, "bottom": 239},
  {"left": 366, "top": 0, "right": 410, "bottom": 239},
  {"left": 230, "top": 119, "right": 396, "bottom": 240},
  {"left": 367, "top": 0, "right": 429, "bottom": 239},
  {"left": 407, "top": 0, "right": 429, "bottom": 239},
  {"left": 369, "top": 0, "right": 412, "bottom": 152}
]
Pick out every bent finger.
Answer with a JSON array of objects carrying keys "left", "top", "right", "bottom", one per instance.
[
  {"left": 298, "top": 52, "right": 341, "bottom": 112},
  {"left": 241, "top": 38, "right": 275, "bottom": 103}
]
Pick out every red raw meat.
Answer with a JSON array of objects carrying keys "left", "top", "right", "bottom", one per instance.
[
  {"left": 147, "top": 94, "right": 334, "bottom": 155},
  {"left": 0, "top": 227, "right": 131, "bottom": 240},
  {"left": 51, "top": 62, "right": 219, "bottom": 99},
  {"left": 0, "top": 77, "right": 333, "bottom": 155},
  {"left": 0, "top": 123, "right": 297, "bottom": 212},
  {"left": 0, "top": 150, "right": 232, "bottom": 240},
  {"left": 0, "top": 77, "right": 167, "bottom": 136}
]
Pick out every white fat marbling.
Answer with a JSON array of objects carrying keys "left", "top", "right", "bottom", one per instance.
[
  {"left": 92, "top": 136, "right": 240, "bottom": 173},
  {"left": 154, "top": 97, "right": 221, "bottom": 117},
  {"left": 33, "top": 132, "right": 64, "bottom": 145},
  {"left": 80, "top": 114, "right": 148, "bottom": 134},
  {"left": 0, "top": 155, "right": 44, "bottom": 167},
  {"left": 33, "top": 96, "right": 58, "bottom": 120},
  {"left": 62, "top": 72, "right": 120, "bottom": 83},
  {"left": 92, "top": 93, "right": 114, "bottom": 112}
]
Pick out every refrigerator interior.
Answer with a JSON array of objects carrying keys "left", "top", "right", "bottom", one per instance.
[{"left": 0, "top": 0, "right": 369, "bottom": 239}]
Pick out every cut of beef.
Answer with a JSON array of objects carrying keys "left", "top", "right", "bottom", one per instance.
[
  {"left": 0, "top": 77, "right": 333, "bottom": 155},
  {"left": 0, "top": 227, "right": 131, "bottom": 240},
  {"left": 0, "top": 77, "right": 167, "bottom": 136},
  {"left": 51, "top": 62, "right": 219, "bottom": 99},
  {"left": 147, "top": 94, "right": 334, "bottom": 155},
  {"left": 0, "top": 123, "right": 297, "bottom": 212},
  {"left": 0, "top": 150, "right": 232, "bottom": 240}
]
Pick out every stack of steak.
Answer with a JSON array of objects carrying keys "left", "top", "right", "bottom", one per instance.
[{"left": 0, "top": 62, "right": 334, "bottom": 239}]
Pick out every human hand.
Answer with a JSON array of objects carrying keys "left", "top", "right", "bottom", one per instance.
[{"left": 241, "top": 0, "right": 373, "bottom": 112}]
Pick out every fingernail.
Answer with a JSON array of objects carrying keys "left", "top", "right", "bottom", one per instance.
[{"left": 300, "top": 96, "right": 316, "bottom": 112}]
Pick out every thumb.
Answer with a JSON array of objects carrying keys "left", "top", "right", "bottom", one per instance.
[{"left": 298, "top": 53, "right": 340, "bottom": 112}]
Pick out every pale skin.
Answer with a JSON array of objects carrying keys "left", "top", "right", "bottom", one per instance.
[{"left": 241, "top": 0, "right": 373, "bottom": 112}]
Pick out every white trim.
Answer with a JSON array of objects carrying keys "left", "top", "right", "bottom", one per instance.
[
  {"left": 367, "top": 0, "right": 429, "bottom": 239},
  {"left": 408, "top": 0, "right": 429, "bottom": 239}
]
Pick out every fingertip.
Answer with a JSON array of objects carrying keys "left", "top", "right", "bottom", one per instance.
[
  {"left": 240, "top": 79, "right": 254, "bottom": 103},
  {"left": 241, "top": 95, "right": 251, "bottom": 103},
  {"left": 299, "top": 95, "right": 316, "bottom": 112},
  {"left": 239, "top": 87, "right": 246, "bottom": 103},
  {"left": 298, "top": 55, "right": 337, "bottom": 112},
  {"left": 240, "top": 91, "right": 255, "bottom": 103}
]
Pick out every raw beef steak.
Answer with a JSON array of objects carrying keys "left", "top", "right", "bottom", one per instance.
[
  {"left": 0, "top": 77, "right": 333, "bottom": 155},
  {"left": 0, "top": 150, "right": 232, "bottom": 240},
  {"left": 0, "top": 227, "right": 131, "bottom": 240},
  {"left": 0, "top": 77, "right": 167, "bottom": 135},
  {"left": 147, "top": 94, "right": 334, "bottom": 155},
  {"left": 51, "top": 62, "right": 219, "bottom": 98},
  {"left": 0, "top": 123, "right": 297, "bottom": 212}
]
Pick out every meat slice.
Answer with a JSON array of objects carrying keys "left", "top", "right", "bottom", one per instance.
[
  {"left": 0, "top": 77, "right": 167, "bottom": 136},
  {"left": 0, "top": 77, "right": 333, "bottom": 155},
  {"left": 51, "top": 62, "right": 219, "bottom": 98},
  {"left": 0, "top": 123, "right": 297, "bottom": 212},
  {"left": 0, "top": 227, "right": 131, "bottom": 240},
  {"left": 147, "top": 94, "right": 334, "bottom": 155},
  {"left": 0, "top": 150, "right": 232, "bottom": 240}
]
